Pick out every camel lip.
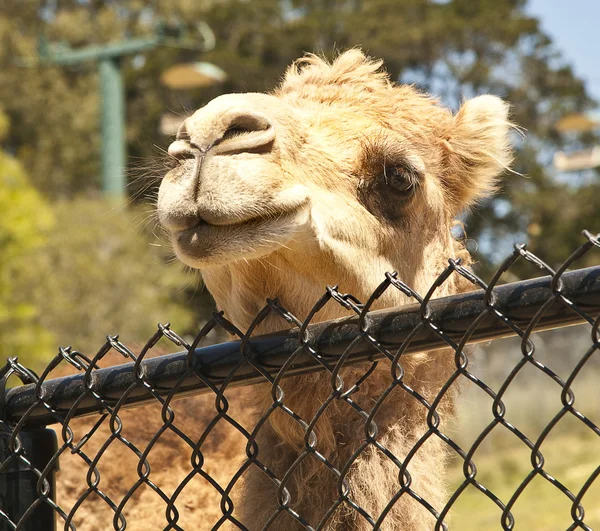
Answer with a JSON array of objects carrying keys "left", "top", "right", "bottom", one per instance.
[
  {"left": 170, "top": 205, "right": 310, "bottom": 268},
  {"left": 169, "top": 198, "right": 311, "bottom": 236},
  {"left": 164, "top": 214, "right": 248, "bottom": 234},
  {"left": 173, "top": 208, "right": 296, "bottom": 236},
  {"left": 158, "top": 216, "right": 207, "bottom": 234}
]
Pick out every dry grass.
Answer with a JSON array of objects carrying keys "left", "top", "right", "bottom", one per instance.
[
  {"left": 447, "top": 430, "right": 600, "bottom": 529},
  {"left": 446, "top": 325, "right": 600, "bottom": 529},
  {"left": 49, "top": 345, "right": 256, "bottom": 530}
]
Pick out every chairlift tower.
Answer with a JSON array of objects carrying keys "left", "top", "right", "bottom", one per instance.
[{"left": 26, "top": 20, "right": 224, "bottom": 197}]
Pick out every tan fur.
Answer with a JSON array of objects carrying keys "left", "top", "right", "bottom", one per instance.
[{"left": 157, "top": 50, "right": 513, "bottom": 530}]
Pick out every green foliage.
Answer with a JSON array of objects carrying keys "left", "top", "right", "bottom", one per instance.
[
  {"left": 0, "top": 108, "right": 199, "bottom": 366},
  {"left": 0, "top": 0, "right": 597, "bottom": 275},
  {"left": 16, "top": 198, "right": 199, "bottom": 364},
  {"left": 0, "top": 110, "right": 56, "bottom": 365}
]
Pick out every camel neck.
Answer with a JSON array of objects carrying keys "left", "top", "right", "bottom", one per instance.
[{"left": 201, "top": 254, "right": 365, "bottom": 335}]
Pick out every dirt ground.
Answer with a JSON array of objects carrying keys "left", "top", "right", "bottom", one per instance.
[{"left": 51, "top": 349, "right": 256, "bottom": 530}]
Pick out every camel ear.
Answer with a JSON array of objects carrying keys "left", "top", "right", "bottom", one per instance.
[{"left": 442, "top": 95, "right": 513, "bottom": 212}]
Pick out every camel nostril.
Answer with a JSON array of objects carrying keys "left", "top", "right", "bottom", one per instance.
[
  {"left": 223, "top": 111, "right": 271, "bottom": 136},
  {"left": 221, "top": 124, "right": 259, "bottom": 141},
  {"left": 216, "top": 111, "right": 275, "bottom": 155},
  {"left": 168, "top": 140, "right": 197, "bottom": 161}
]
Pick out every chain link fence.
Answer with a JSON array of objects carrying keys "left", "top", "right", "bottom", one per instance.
[{"left": 0, "top": 230, "right": 599, "bottom": 530}]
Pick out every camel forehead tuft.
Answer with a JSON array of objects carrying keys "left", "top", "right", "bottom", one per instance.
[
  {"left": 275, "top": 49, "right": 450, "bottom": 142},
  {"left": 278, "top": 48, "right": 388, "bottom": 93}
]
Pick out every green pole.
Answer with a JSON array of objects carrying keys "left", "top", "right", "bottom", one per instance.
[
  {"left": 99, "top": 57, "right": 126, "bottom": 197},
  {"left": 29, "top": 26, "right": 218, "bottom": 197}
]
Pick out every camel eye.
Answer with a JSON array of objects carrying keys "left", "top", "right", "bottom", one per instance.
[{"left": 382, "top": 166, "right": 416, "bottom": 194}]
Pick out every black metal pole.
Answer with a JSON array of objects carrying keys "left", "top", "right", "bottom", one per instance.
[
  {"left": 4, "top": 265, "right": 600, "bottom": 428},
  {"left": 0, "top": 427, "right": 58, "bottom": 530}
]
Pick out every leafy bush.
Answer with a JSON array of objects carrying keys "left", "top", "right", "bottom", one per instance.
[
  {"left": 0, "top": 113, "right": 56, "bottom": 365},
  {"left": 1, "top": 106, "right": 209, "bottom": 368},
  {"left": 17, "top": 197, "right": 201, "bottom": 365}
]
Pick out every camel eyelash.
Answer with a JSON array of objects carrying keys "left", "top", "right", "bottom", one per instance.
[
  {"left": 381, "top": 163, "right": 420, "bottom": 194},
  {"left": 359, "top": 137, "right": 422, "bottom": 192}
]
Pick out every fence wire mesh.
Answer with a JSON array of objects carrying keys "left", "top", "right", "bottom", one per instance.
[{"left": 0, "top": 230, "right": 599, "bottom": 530}]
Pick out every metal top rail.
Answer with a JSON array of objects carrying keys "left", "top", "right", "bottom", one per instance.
[{"left": 5, "top": 265, "right": 600, "bottom": 428}]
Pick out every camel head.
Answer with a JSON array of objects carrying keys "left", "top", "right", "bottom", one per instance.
[{"left": 158, "top": 50, "right": 513, "bottom": 330}]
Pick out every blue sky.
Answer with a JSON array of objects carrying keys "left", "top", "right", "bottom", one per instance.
[{"left": 527, "top": 0, "right": 600, "bottom": 102}]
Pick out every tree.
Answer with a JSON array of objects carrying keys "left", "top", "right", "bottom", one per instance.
[
  {"left": 0, "top": 108, "right": 56, "bottom": 366},
  {"left": 0, "top": 0, "right": 597, "bottom": 274},
  {"left": 0, "top": 107, "right": 206, "bottom": 367},
  {"left": 20, "top": 197, "right": 202, "bottom": 357}
]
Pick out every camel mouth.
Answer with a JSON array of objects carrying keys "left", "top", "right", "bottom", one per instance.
[{"left": 170, "top": 205, "right": 310, "bottom": 268}]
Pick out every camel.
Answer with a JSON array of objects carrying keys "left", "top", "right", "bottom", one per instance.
[{"left": 156, "top": 49, "right": 513, "bottom": 530}]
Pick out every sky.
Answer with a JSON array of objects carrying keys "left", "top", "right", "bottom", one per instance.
[{"left": 527, "top": 0, "right": 600, "bottom": 102}]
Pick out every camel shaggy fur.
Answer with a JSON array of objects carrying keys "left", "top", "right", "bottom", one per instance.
[{"left": 156, "top": 49, "right": 513, "bottom": 530}]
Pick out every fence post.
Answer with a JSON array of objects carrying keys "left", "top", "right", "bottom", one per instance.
[{"left": 0, "top": 427, "right": 58, "bottom": 530}]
